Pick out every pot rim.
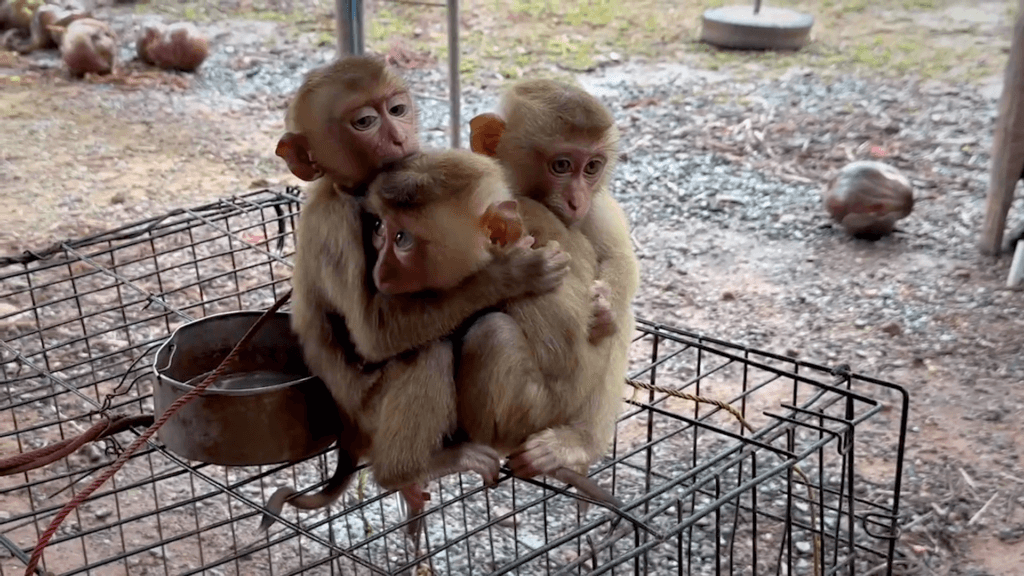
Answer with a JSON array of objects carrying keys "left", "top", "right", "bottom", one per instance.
[{"left": 153, "top": 310, "right": 318, "bottom": 396}]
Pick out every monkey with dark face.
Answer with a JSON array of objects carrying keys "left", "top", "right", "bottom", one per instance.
[{"left": 260, "top": 57, "right": 571, "bottom": 531}]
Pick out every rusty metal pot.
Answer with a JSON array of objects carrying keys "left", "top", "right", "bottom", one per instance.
[{"left": 153, "top": 310, "right": 338, "bottom": 466}]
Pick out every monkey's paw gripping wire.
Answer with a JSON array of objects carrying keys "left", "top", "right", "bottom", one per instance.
[
  {"left": 23, "top": 290, "right": 293, "bottom": 576},
  {"left": 622, "top": 377, "right": 822, "bottom": 574}
]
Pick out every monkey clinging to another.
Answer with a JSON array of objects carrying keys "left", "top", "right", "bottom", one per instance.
[
  {"left": 262, "top": 56, "right": 571, "bottom": 531},
  {"left": 469, "top": 78, "right": 640, "bottom": 485},
  {"left": 365, "top": 148, "right": 625, "bottom": 512}
]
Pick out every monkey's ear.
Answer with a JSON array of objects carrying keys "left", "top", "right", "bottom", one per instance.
[
  {"left": 469, "top": 113, "right": 505, "bottom": 157},
  {"left": 481, "top": 200, "right": 523, "bottom": 246},
  {"left": 275, "top": 132, "right": 324, "bottom": 182}
]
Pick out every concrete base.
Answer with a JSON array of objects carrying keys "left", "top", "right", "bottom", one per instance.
[{"left": 701, "top": 6, "right": 814, "bottom": 51}]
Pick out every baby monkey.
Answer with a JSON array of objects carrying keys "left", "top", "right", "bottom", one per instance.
[
  {"left": 365, "top": 148, "right": 624, "bottom": 513},
  {"left": 262, "top": 56, "right": 571, "bottom": 534},
  {"left": 469, "top": 78, "right": 639, "bottom": 492}
]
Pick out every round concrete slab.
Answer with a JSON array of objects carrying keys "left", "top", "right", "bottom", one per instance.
[{"left": 701, "top": 6, "right": 814, "bottom": 51}]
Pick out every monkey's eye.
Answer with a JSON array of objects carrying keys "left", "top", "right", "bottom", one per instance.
[
  {"left": 584, "top": 159, "right": 604, "bottom": 175},
  {"left": 551, "top": 158, "right": 572, "bottom": 174},
  {"left": 372, "top": 218, "right": 384, "bottom": 236},
  {"left": 386, "top": 95, "right": 411, "bottom": 118},
  {"left": 394, "top": 231, "right": 414, "bottom": 250},
  {"left": 352, "top": 114, "right": 379, "bottom": 131}
]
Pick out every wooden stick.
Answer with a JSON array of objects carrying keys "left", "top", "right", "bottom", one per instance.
[{"left": 979, "top": 0, "right": 1024, "bottom": 255}]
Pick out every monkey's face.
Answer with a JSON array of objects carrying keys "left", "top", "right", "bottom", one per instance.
[
  {"left": 532, "top": 139, "right": 608, "bottom": 226},
  {"left": 370, "top": 209, "right": 486, "bottom": 296},
  {"left": 370, "top": 212, "right": 447, "bottom": 296},
  {"left": 320, "top": 88, "right": 420, "bottom": 185}
]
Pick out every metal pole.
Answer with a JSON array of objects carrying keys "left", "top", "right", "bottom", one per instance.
[
  {"left": 447, "top": 0, "right": 461, "bottom": 149},
  {"left": 336, "top": 0, "right": 365, "bottom": 56}
]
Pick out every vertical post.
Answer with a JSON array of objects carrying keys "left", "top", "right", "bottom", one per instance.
[
  {"left": 448, "top": 0, "right": 461, "bottom": 149},
  {"left": 335, "top": 0, "right": 364, "bottom": 57},
  {"left": 980, "top": 0, "right": 1024, "bottom": 255}
]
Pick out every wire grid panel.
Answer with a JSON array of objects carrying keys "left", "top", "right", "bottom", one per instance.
[{"left": 0, "top": 189, "right": 909, "bottom": 576}]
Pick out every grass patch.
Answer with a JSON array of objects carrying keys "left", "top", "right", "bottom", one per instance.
[{"left": 132, "top": 0, "right": 1012, "bottom": 86}]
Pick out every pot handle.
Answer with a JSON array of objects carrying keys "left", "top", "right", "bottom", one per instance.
[{"left": 154, "top": 342, "right": 177, "bottom": 375}]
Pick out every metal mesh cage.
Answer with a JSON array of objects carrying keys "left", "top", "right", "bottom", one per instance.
[{"left": 0, "top": 189, "right": 909, "bottom": 576}]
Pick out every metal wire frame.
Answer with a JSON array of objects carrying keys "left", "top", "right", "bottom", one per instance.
[{"left": 0, "top": 188, "right": 910, "bottom": 576}]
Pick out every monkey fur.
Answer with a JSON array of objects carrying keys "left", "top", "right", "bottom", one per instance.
[
  {"left": 260, "top": 56, "right": 571, "bottom": 532},
  {"left": 365, "top": 148, "right": 626, "bottom": 514},
  {"left": 469, "top": 78, "right": 639, "bottom": 492}
]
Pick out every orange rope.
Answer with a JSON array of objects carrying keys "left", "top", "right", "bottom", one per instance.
[{"left": 24, "top": 290, "right": 292, "bottom": 576}]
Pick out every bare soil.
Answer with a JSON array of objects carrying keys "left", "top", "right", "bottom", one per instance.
[{"left": 2, "top": 1, "right": 1024, "bottom": 575}]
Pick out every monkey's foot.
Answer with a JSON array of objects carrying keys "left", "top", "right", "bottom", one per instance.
[
  {"left": 507, "top": 429, "right": 583, "bottom": 478},
  {"left": 452, "top": 442, "right": 502, "bottom": 486},
  {"left": 400, "top": 483, "right": 428, "bottom": 538},
  {"left": 400, "top": 483, "right": 430, "bottom": 511},
  {"left": 587, "top": 280, "right": 616, "bottom": 343}
]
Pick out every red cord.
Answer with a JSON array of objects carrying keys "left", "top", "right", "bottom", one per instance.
[{"left": 24, "top": 290, "right": 291, "bottom": 576}]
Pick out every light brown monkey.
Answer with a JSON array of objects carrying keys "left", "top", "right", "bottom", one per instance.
[
  {"left": 136, "top": 21, "right": 209, "bottom": 72},
  {"left": 49, "top": 17, "right": 116, "bottom": 76},
  {"left": 822, "top": 160, "right": 914, "bottom": 240},
  {"left": 10, "top": 1, "right": 88, "bottom": 53},
  {"left": 260, "top": 56, "right": 570, "bottom": 531},
  {"left": 469, "top": 78, "right": 639, "bottom": 484},
  {"left": 364, "top": 148, "right": 624, "bottom": 512}
]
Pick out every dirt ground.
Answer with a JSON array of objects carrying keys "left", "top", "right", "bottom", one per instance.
[{"left": 2, "top": 0, "right": 1024, "bottom": 574}]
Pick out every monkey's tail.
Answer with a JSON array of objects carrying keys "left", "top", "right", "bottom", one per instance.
[{"left": 257, "top": 448, "right": 359, "bottom": 532}]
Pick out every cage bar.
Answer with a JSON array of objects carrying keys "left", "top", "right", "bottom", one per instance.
[{"left": 0, "top": 189, "right": 909, "bottom": 575}]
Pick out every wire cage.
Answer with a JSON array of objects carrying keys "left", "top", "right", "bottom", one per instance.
[{"left": 0, "top": 189, "right": 909, "bottom": 576}]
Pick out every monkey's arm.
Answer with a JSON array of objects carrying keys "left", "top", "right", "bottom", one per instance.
[
  {"left": 582, "top": 193, "right": 640, "bottom": 329},
  {"left": 349, "top": 245, "right": 569, "bottom": 362},
  {"left": 302, "top": 190, "right": 569, "bottom": 363}
]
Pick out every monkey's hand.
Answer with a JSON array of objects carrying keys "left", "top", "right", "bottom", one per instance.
[
  {"left": 487, "top": 237, "right": 571, "bottom": 299},
  {"left": 587, "top": 280, "right": 617, "bottom": 344}
]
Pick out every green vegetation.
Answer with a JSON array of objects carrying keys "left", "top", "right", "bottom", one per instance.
[
  {"left": 359, "top": 0, "right": 1013, "bottom": 84},
  {"left": 138, "top": 0, "right": 1016, "bottom": 85}
]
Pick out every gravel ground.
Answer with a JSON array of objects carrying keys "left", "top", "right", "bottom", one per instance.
[{"left": 2, "top": 2, "right": 1024, "bottom": 574}]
